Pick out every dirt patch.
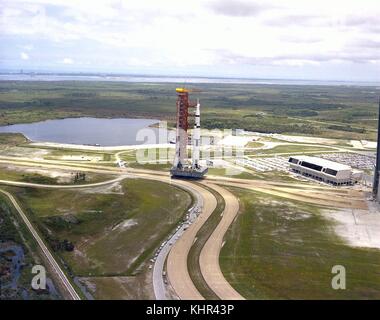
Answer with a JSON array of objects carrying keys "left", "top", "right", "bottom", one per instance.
[
  {"left": 0, "top": 146, "right": 51, "bottom": 159},
  {"left": 112, "top": 219, "right": 138, "bottom": 231},
  {"left": 323, "top": 206, "right": 380, "bottom": 250},
  {"left": 79, "top": 272, "right": 154, "bottom": 299},
  {"left": 61, "top": 155, "right": 102, "bottom": 161},
  {"left": 81, "top": 181, "right": 124, "bottom": 194},
  {"left": 4, "top": 164, "right": 73, "bottom": 183}
]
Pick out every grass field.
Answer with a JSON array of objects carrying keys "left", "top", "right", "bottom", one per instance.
[
  {"left": 0, "top": 194, "right": 61, "bottom": 299},
  {"left": 44, "top": 149, "right": 114, "bottom": 162},
  {"left": 10, "top": 178, "right": 192, "bottom": 277},
  {"left": 0, "top": 133, "right": 28, "bottom": 147},
  {"left": 77, "top": 275, "right": 153, "bottom": 300},
  {"left": 0, "top": 81, "right": 378, "bottom": 140},
  {"left": 207, "top": 167, "right": 298, "bottom": 182},
  {"left": 246, "top": 141, "right": 264, "bottom": 148},
  {"left": 220, "top": 188, "right": 380, "bottom": 299},
  {"left": 0, "top": 163, "right": 115, "bottom": 185}
]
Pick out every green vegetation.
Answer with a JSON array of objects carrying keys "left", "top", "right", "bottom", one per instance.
[
  {"left": 208, "top": 167, "right": 257, "bottom": 180},
  {"left": 128, "top": 162, "right": 172, "bottom": 171},
  {"left": 0, "top": 165, "right": 59, "bottom": 184},
  {"left": 120, "top": 147, "right": 175, "bottom": 169},
  {"left": 207, "top": 167, "right": 297, "bottom": 182},
  {"left": 246, "top": 141, "right": 264, "bottom": 148},
  {"left": 0, "top": 164, "right": 115, "bottom": 185},
  {"left": 0, "top": 133, "right": 28, "bottom": 147},
  {"left": 327, "top": 124, "right": 365, "bottom": 133},
  {"left": 0, "top": 194, "right": 61, "bottom": 299},
  {"left": 10, "top": 178, "right": 192, "bottom": 277},
  {"left": 220, "top": 188, "right": 380, "bottom": 299},
  {"left": 77, "top": 274, "right": 153, "bottom": 300},
  {"left": 44, "top": 149, "right": 114, "bottom": 162},
  {"left": 0, "top": 81, "right": 378, "bottom": 140}
]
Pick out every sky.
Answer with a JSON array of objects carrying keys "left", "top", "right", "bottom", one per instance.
[{"left": 0, "top": 0, "right": 380, "bottom": 81}]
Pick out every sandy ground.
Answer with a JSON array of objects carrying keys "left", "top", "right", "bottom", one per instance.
[
  {"left": 81, "top": 181, "right": 124, "bottom": 194},
  {"left": 323, "top": 202, "right": 380, "bottom": 249},
  {"left": 218, "top": 135, "right": 254, "bottom": 147},
  {"left": 61, "top": 155, "right": 103, "bottom": 161},
  {"left": 350, "top": 140, "right": 365, "bottom": 149},
  {"left": 30, "top": 142, "right": 173, "bottom": 151},
  {"left": 271, "top": 134, "right": 342, "bottom": 145},
  {"left": 361, "top": 140, "right": 377, "bottom": 149},
  {"left": 79, "top": 272, "right": 155, "bottom": 300},
  {"left": 212, "top": 179, "right": 368, "bottom": 210},
  {"left": 350, "top": 140, "right": 377, "bottom": 149},
  {"left": 112, "top": 219, "right": 138, "bottom": 231},
  {"left": 0, "top": 146, "right": 51, "bottom": 159},
  {"left": 3, "top": 164, "right": 74, "bottom": 183}
]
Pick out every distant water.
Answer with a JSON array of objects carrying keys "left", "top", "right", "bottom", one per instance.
[
  {"left": 0, "top": 117, "right": 162, "bottom": 146},
  {"left": 0, "top": 73, "right": 379, "bottom": 87}
]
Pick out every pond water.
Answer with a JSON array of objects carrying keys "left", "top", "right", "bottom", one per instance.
[{"left": 0, "top": 117, "right": 163, "bottom": 146}]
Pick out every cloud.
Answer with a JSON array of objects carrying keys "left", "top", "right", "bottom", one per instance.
[
  {"left": 213, "top": 48, "right": 380, "bottom": 67},
  {"left": 207, "top": 0, "right": 269, "bottom": 17},
  {"left": 62, "top": 57, "right": 73, "bottom": 64},
  {"left": 348, "top": 39, "right": 380, "bottom": 49},
  {"left": 1, "top": 0, "right": 380, "bottom": 80},
  {"left": 20, "top": 51, "right": 29, "bottom": 60},
  {"left": 263, "top": 14, "right": 324, "bottom": 27}
]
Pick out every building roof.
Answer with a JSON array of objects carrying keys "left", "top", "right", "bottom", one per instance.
[{"left": 290, "top": 155, "right": 352, "bottom": 171}]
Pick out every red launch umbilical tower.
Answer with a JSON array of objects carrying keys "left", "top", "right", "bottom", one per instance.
[
  {"left": 171, "top": 88, "right": 208, "bottom": 178},
  {"left": 173, "top": 88, "right": 196, "bottom": 169}
]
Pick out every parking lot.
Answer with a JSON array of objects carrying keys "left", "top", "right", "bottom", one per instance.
[
  {"left": 319, "top": 153, "right": 375, "bottom": 170},
  {"left": 236, "top": 156, "right": 290, "bottom": 172}
]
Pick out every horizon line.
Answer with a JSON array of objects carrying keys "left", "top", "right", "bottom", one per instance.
[{"left": 1, "top": 70, "right": 380, "bottom": 84}]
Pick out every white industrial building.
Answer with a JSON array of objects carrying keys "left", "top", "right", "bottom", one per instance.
[{"left": 288, "top": 155, "right": 363, "bottom": 185}]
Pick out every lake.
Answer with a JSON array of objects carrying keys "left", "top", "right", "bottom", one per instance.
[{"left": 0, "top": 117, "right": 165, "bottom": 146}]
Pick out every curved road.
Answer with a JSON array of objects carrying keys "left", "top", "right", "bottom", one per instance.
[
  {"left": 0, "top": 176, "right": 127, "bottom": 189},
  {"left": 0, "top": 189, "right": 81, "bottom": 300},
  {"left": 166, "top": 182, "right": 217, "bottom": 300},
  {"left": 199, "top": 183, "right": 244, "bottom": 300},
  {"left": 152, "top": 181, "right": 203, "bottom": 300}
]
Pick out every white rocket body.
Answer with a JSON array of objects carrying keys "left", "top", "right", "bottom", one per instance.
[{"left": 192, "top": 101, "right": 201, "bottom": 169}]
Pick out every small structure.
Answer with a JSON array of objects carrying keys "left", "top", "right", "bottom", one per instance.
[{"left": 288, "top": 155, "right": 362, "bottom": 185}]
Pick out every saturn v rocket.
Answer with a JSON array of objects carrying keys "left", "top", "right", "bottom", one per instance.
[
  {"left": 170, "top": 88, "right": 207, "bottom": 178},
  {"left": 192, "top": 100, "right": 201, "bottom": 169}
]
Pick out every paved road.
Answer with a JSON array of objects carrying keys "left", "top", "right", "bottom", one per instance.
[
  {"left": 199, "top": 183, "right": 244, "bottom": 300},
  {"left": 152, "top": 182, "right": 203, "bottom": 300},
  {"left": 0, "top": 189, "right": 81, "bottom": 300},
  {"left": 0, "top": 176, "right": 127, "bottom": 189},
  {"left": 213, "top": 180, "right": 368, "bottom": 210},
  {"left": 166, "top": 182, "right": 217, "bottom": 300}
]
